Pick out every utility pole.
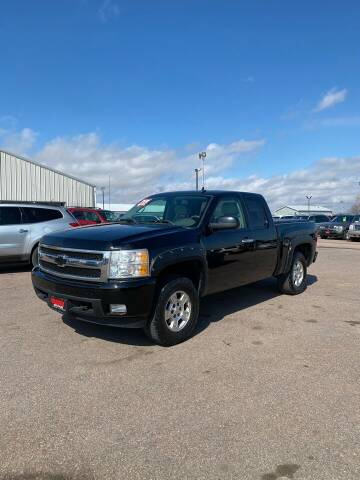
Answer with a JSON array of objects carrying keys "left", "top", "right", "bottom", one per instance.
[
  {"left": 108, "top": 175, "right": 111, "bottom": 210},
  {"left": 198, "top": 152, "right": 206, "bottom": 189},
  {"left": 101, "top": 186, "right": 105, "bottom": 210},
  {"left": 194, "top": 168, "right": 201, "bottom": 191},
  {"left": 306, "top": 195, "right": 312, "bottom": 214}
]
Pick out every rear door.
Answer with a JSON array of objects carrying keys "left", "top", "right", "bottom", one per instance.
[
  {"left": 203, "top": 194, "right": 259, "bottom": 294},
  {"left": 0, "top": 206, "right": 27, "bottom": 261},
  {"left": 241, "top": 194, "right": 279, "bottom": 281}
]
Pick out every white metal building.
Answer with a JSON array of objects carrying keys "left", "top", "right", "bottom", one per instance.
[
  {"left": 274, "top": 205, "right": 333, "bottom": 217},
  {"left": 0, "top": 150, "right": 95, "bottom": 207}
]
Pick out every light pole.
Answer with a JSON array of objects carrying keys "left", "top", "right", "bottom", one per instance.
[
  {"left": 306, "top": 195, "right": 312, "bottom": 214},
  {"left": 100, "top": 186, "right": 105, "bottom": 210},
  {"left": 198, "top": 152, "right": 206, "bottom": 189},
  {"left": 194, "top": 168, "right": 201, "bottom": 191}
]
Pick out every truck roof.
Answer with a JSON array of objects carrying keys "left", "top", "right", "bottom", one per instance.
[{"left": 148, "top": 190, "right": 260, "bottom": 197}]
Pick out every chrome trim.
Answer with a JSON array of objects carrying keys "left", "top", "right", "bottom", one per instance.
[{"left": 39, "top": 244, "right": 110, "bottom": 282}]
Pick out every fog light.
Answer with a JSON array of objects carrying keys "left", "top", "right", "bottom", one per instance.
[{"left": 110, "top": 304, "right": 127, "bottom": 315}]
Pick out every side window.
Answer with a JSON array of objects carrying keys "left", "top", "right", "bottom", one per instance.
[
  {"left": 244, "top": 196, "right": 269, "bottom": 229},
  {"left": 210, "top": 196, "right": 247, "bottom": 228},
  {"left": 71, "top": 211, "right": 86, "bottom": 220},
  {"left": 22, "top": 208, "right": 63, "bottom": 223},
  {"left": 83, "top": 211, "right": 101, "bottom": 223},
  {"left": 0, "top": 207, "right": 22, "bottom": 226}
]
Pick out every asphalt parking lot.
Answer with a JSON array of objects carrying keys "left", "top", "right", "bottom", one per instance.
[{"left": 1, "top": 239, "right": 360, "bottom": 480}]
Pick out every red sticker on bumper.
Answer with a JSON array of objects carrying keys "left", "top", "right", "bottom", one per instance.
[{"left": 50, "top": 296, "right": 65, "bottom": 310}]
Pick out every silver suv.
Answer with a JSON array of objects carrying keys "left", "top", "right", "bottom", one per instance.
[{"left": 0, "top": 204, "right": 78, "bottom": 266}]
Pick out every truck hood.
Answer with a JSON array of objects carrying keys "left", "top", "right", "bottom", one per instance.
[{"left": 41, "top": 223, "right": 187, "bottom": 250}]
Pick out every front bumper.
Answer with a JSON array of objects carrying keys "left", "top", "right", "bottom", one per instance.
[
  {"left": 348, "top": 230, "right": 360, "bottom": 238},
  {"left": 32, "top": 267, "right": 157, "bottom": 328},
  {"left": 320, "top": 230, "right": 345, "bottom": 238}
]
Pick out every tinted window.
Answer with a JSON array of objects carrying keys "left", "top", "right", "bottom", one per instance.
[
  {"left": 331, "top": 215, "right": 354, "bottom": 223},
  {"left": 71, "top": 211, "right": 86, "bottom": 220},
  {"left": 0, "top": 207, "right": 22, "bottom": 226},
  {"left": 244, "top": 196, "right": 269, "bottom": 228},
  {"left": 22, "top": 207, "right": 63, "bottom": 223},
  {"left": 83, "top": 211, "right": 101, "bottom": 223},
  {"left": 211, "top": 196, "right": 247, "bottom": 228}
]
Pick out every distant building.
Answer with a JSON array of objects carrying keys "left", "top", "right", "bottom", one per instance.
[
  {"left": 274, "top": 205, "right": 333, "bottom": 217},
  {"left": 0, "top": 149, "right": 95, "bottom": 207}
]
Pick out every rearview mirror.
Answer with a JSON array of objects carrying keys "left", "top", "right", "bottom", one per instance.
[{"left": 209, "top": 216, "right": 239, "bottom": 230}]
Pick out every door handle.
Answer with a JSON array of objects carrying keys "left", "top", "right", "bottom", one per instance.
[
  {"left": 241, "top": 238, "right": 255, "bottom": 244},
  {"left": 19, "top": 229, "right": 29, "bottom": 233}
]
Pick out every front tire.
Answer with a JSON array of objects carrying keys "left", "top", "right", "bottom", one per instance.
[
  {"left": 277, "top": 252, "right": 307, "bottom": 295},
  {"left": 145, "top": 277, "right": 199, "bottom": 346},
  {"left": 31, "top": 245, "right": 39, "bottom": 267}
]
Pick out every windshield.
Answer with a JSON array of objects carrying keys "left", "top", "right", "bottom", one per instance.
[
  {"left": 331, "top": 215, "right": 354, "bottom": 223},
  {"left": 121, "top": 195, "right": 210, "bottom": 227}
]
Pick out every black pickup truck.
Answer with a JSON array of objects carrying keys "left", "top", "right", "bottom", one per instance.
[{"left": 32, "top": 191, "right": 318, "bottom": 346}]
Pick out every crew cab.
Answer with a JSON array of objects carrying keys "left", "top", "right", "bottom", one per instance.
[{"left": 32, "top": 191, "right": 318, "bottom": 346}]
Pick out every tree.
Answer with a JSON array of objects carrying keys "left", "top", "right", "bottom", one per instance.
[{"left": 350, "top": 195, "right": 360, "bottom": 214}]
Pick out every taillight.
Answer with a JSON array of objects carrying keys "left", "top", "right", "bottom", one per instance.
[{"left": 69, "top": 222, "right": 80, "bottom": 228}]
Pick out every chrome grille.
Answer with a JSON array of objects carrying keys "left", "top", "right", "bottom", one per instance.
[{"left": 38, "top": 244, "right": 110, "bottom": 282}]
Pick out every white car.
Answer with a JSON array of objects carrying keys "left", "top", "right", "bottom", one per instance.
[{"left": 0, "top": 203, "right": 79, "bottom": 266}]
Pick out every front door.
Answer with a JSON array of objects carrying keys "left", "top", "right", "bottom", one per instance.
[
  {"left": 0, "top": 206, "right": 28, "bottom": 261},
  {"left": 203, "top": 195, "right": 257, "bottom": 295}
]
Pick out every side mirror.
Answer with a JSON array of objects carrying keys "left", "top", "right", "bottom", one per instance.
[{"left": 209, "top": 216, "right": 239, "bottom": 230}]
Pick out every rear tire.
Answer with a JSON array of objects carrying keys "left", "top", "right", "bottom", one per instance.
[
  {"left": 31, "top": 245, "right": 39, "bottom": 267},
  {"left": 277, "top": 252, "right": 307, "bottom": 295},
  {"left": 144, "top": 276, "right": 199, "bottom": 346}
]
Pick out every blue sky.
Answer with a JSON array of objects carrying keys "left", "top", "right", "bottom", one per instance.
[{"left": 0, "top": 0, "right": 360, "bottom": 208}]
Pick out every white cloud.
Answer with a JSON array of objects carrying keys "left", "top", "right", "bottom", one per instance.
[
  {"left": 0, "top": 127, "right": 38, "bottom": 154},
  {"left": 33, "top": 133, "right": 265, "bottom": 203},
  {"left": 314, "top": 87, "right": 348, "bottom": 112},
  {"left": 2, "top": 127, "right": 358, "bottom": 212},
  {"left": 98, "top": 0, "right": 120, "bottom": 22}
]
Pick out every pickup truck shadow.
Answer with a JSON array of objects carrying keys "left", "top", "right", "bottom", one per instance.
[
  {"left": 0, "top": 264, "right": 31, "bottom": 274},
  {"left": 196, "top": 274, "right": 317, "bottom": 334},
  {"left": 62, "top": 274, "right": 317, "bottom": 346}
]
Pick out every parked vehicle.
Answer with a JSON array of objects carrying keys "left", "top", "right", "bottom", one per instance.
[
  {"left": 67, "top": 207, "right": 109, "bottom": 226},
  {"left": 346, "top": 217, "right": 360, "bottom": 241},
  {"left": 318, "top": 214, "right": 356, "bottom": 240},
  {"left": 32, "top": 190, "right": 318, "bottom": 346},
  {"left": 0, "top": 204, "right": 79, "bottom": 266}
]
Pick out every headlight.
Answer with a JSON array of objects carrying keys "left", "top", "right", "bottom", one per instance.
[
  {"left": 349, "top": 224, "right": 355, "bottom": 230},
  {"left": 334, "top": 225, "right": 343, "bottom": 231},
  {"left": 109, "top": 249, "right": 150, "bottom": 279}
]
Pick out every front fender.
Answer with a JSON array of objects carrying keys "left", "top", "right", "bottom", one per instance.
[{"left": 151, "top": 244, "right": 208, "bottom": 294}]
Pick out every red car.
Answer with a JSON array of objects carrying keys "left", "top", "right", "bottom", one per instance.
[{"left": 67, "top": 207, "right": 109, "bottom": 226}]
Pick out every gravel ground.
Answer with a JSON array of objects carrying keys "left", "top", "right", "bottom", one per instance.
[{"left": 1, "top": 239, "right": 360, "bottom": 480}]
